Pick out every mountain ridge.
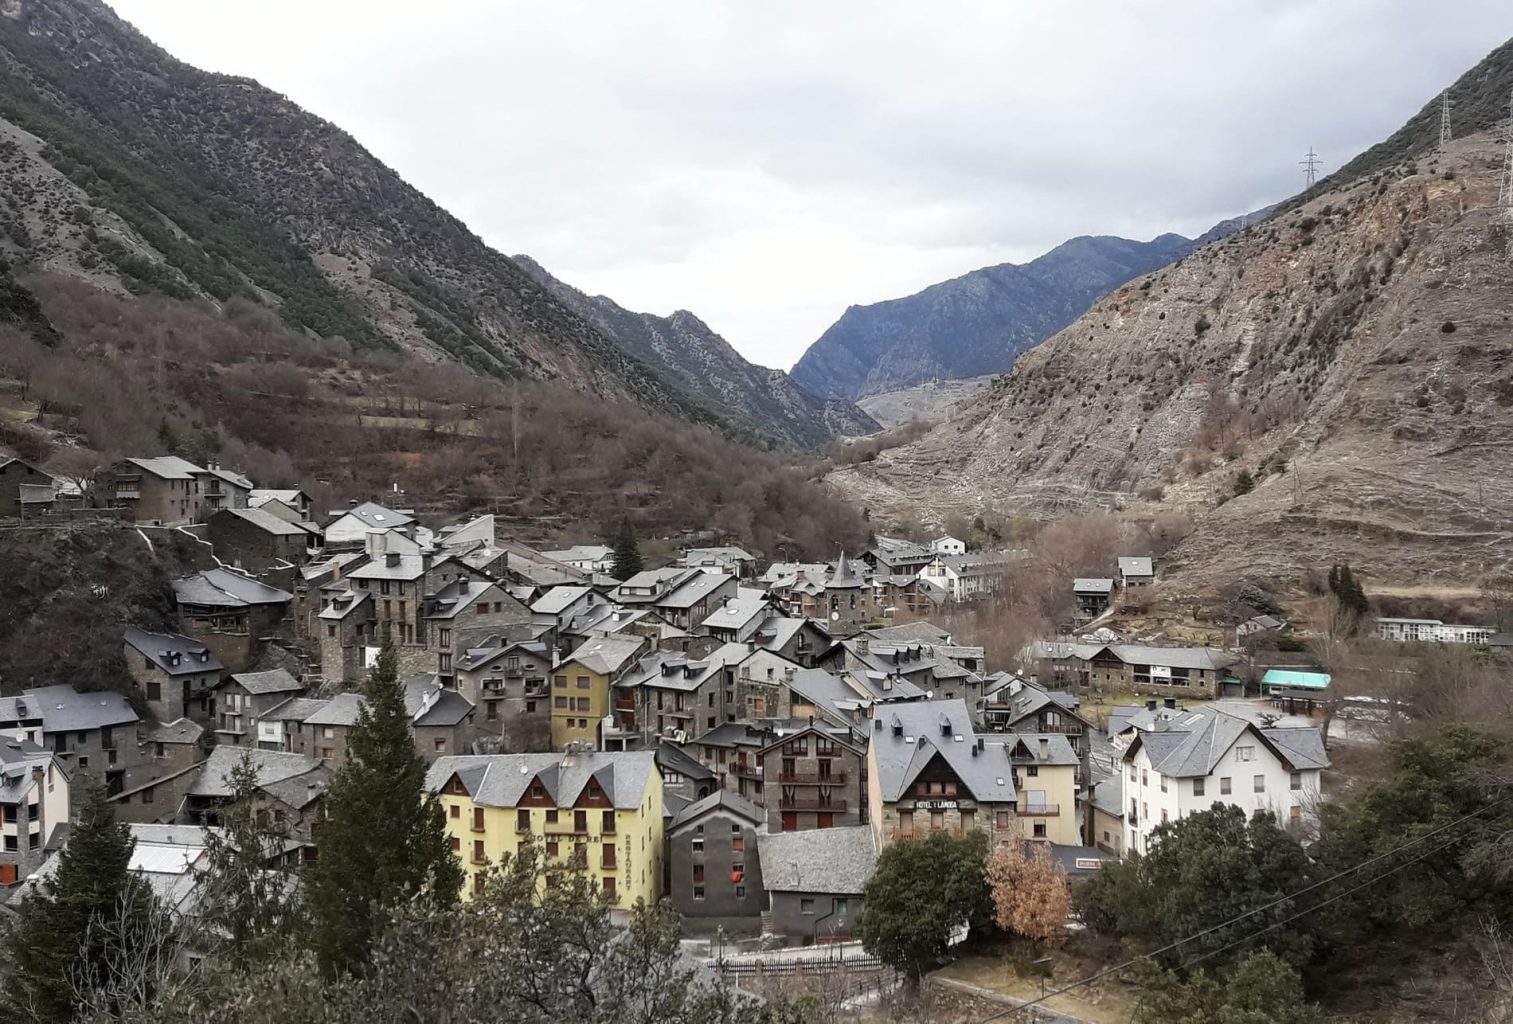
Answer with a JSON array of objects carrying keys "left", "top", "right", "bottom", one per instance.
[
  {"left": 791, "top": 227, "right": 1228, "bottom": 400},
  {"left": 511, "top": 255, "right": 878, "bottom": 449}
]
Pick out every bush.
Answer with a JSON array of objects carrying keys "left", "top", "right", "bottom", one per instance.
[
  {"left": 1233, "top": 470, "right": 1255, "bottom": 496},
  {"left": 1440, "top": 321, "right": 1457, "bottom": 333}
]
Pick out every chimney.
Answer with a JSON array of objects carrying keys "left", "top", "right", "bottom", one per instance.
[
  {"left": 457, "top": 578, "right": 468, "bottom": 593},
  {"left": 971, "top": 744, "right": 979, "bottom": 757},
  {"left": 891, "top": 718, "right": 902, "bottom": 737},
  {"left": 1038, "top": 737, "right": 1049, "bottom": 760},
  {"left": 1146, "top": 699, "right": 1158, "bottom": 712},
  {"left": 1164, "top": 698, "right": 1177, "bottom": 710},
  {"left": 857, "top": 639, "right": 869, "bottom": 655},
  {"left": 368, "top": 531, "right": 387, "bottom": 556},
  {"left": 874, "top": 718, "right": 882, "bottom": 732},
  {"left": 977, "top": 737, "right": 984, "bottom": 752}
]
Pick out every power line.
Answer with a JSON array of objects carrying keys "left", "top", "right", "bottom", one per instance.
[{"left": 971, "top": 797, "right": 1504, "bottom": 1024}]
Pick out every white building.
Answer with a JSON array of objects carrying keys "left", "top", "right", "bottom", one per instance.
[
  {"left": 1375, "top": 617, "right": 1492, "bottom": 644},
  {"left": 930, "top": 535, "right": 966, "bottom": 556},
  {"left": 0, "top": 740, "right": 70, "bottom": 886},
  {"left": 1121, "top": 706, "right": 1327, "bottom": 856},
  {"left": 541, "top": 545, "right": 616, "bottom": 574},
  {"left": 917, "top": 554, "right": 1000, "bottom": 603}
]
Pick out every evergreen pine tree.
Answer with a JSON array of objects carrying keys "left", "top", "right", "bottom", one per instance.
[
  {"left": 306, "top": 640, "right": 462, "bottom": 977},
  {"left": 610, "top": 517, "right": 644, "bottom": 580},
  {"left": 1, "top": 785, "right": 156, "bottom": 1024},
  {"left": 199, "top": 751, "right": 304, "bottom": 964}
]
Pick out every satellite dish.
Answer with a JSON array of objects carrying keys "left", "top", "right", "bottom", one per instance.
[
  {"left": 831, "top": 611, "right": 840, "bottom": 621},
  {"left": 927, "top": 690, "right": 934, "bottom": 699}
]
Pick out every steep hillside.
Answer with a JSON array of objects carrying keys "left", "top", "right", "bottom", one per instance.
[
  {"left": 856, "top": 375, "right": 996, "bottom": 430},
  {"left": 828, "top": 127, "right": 1513, "bottom": 590},
  {"left": 0, "top": 257, "right": 57, "bottom": 343},
  {"left": 0, "top": 0, "right": 732, "bottom": 426},
  {"left": 791, "top": 232, "right": 1197, "bottom": 400},
  {"left": 513, "top": 256, "right": 877, "bottom": 449}
]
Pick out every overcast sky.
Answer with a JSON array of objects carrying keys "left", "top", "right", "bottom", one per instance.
[{"left": 111, "top": 1, "right": 1513, "bottom": 371}]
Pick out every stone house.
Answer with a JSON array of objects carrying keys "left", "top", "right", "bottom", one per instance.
[
  {"left": 249, "top": 488, "right": 313, "bottom": 518},
  {"left": 124, "top": 627, "right": 225, "bottom": 729},
  {"left": 864, "top": 536, "right": 934, "bottom": 576},
  {"left": 0, "top": 740, "right": 70, "bottom": 886},
  {"left": 757, "top": 724, "right": 866, "bottom": 832},
  {"left": 210, "top": 669, "right": 303, "bottom": 747},
  {"left": 699, "top": 589, "right": 777, "bottom": 644},
  {"left": 180, "top": 747, "right": 329, "bottom": 855},
  {"left": 123, "top": 718, "right": 206, "bottom": 793},
  {"left": 757, "top": 826, "right": 874, "bottom": 946},
  {"left": 1029, "top": 642, "right": 1240, "bottom": 699},
  {"left": 454, "top": 632, "right": 555, "bottom": 753},
  {"left": 747, "top": 615, "right": 829, "bottom": 667},
  {"left": 302, "top": 678, "right": 475, "bottom": 765},
  {"left": 979, "top": 679, "right": 1096, "bottom": 788},
  {"left": 323, "top": 501, "right": 416, "bottom": 551},
  {"left": 5, "top": 685, "right": 142, "bottom": 799},
  {"left": 198, "top": 465, "right": 253, "bottom": 519},
  {"left": 667, "top": 790, "right": 766, "bottom": 934},
  {"left": 207, "top": 506, "right": 313, "bottom": 585},
  {"left": 425, "top": 578, "right": 533, "bottom": 687},
  {"left": 173, "top": 568, "right": 293, "bottom": 672},
  {"left": 251, "top": 696, "right": 328, "bottom": 755},
  {"left": 110, "top": 456, "right": 207, "bottom": 526},
  {"left": 341, "top": 540, "right": 493, "bottom": 677},
  {"left": 1118, "top": 556, "right": 1155, "bottom": 588},
  {"left": 1073, "top": 578, "right": 1115, "bottom": 619},
  {"left": 866, "top": 699, "right": 1018, "bottom": 848}
]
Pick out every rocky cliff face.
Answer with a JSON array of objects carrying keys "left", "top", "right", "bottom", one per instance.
[
  {"left": 790, "top": 232, "right": 1198, "bottom": 400},
  {"left": 0, "top": 0, "right": 737, "bottom": 427},
  {"left": 829, "top": 130, "right": 1513, "bottom": 590},
  {"left": 513, "top": 256, "right": 877, "bottom": 449}
]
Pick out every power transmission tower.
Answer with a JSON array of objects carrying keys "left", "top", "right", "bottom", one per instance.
[
  {"left": 1439, "top": 90, "right": 1452, "bottom": 150},
  {"left": 1300, "top": 147, "right": 1321, "bottom": 188}
]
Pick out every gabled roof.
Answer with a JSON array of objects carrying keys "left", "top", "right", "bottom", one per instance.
[
  {"left": 249, "top": 488, "right": 308, "bottom": 508},
  {"left": 531, "top": 585, "right": 594, "bottom": 615},
  {"left": 188, "top": 746, "right": 326, "bottom": 802},
  {"left": 205, "top": 467, "right": 254, "bottom": 490},
  {"left": 428, "top": 579, "right": 511, "bottom": 621},
  {"left": 124, "top": 456, "right": 205, "bottom": 480},
  {"left": 318, "top": 588, "right": 373, "bottom": 621},
  {"left": 541, "top": 544, "right": 613, "bottom": 563},
  {"left": 0, "top": 739, "right": 57, "bottom": 803},
  {"left": 669, "top": 788, "right": 764, "bottom": 831},
  {"left": 758, "top": 826, "right": 876, "bottom": 894},
  {"left": 332, "top": 501, "right": 414, "bottom": 530},
  {"left": 224, "top": 668, "right": 302, "bottom": 696},
  {"left": 699, "top": 588, "right": 772, "bottom": 631},
  {"left": 870, "top": 699, "right": 1015, "bottom": 804},
  {"left": 654, "top": 740, "right": 715, "bottom": 782},
  {"left": 142, "top": 718, "right": 204, "bottom": 744},
  {"left": 124, "top": 628, "right": 224, "bottom": 676},
  {"left": 997, "top": 732, "right": 1080, "bottom": 767},
  {"left": 260, "top": 696, "right": 329, "bottom": 724},
  {"left": 22, "top": 684, "right": 140, "bottom": 732},
  {"left": 173, "top": 568, "right": 292, "bottom": 609},
  {"left": 1073, "top": 578, "right": 1115, "bottom": 593},
  {"left": 1124, "top": 706, "right": 1330, "bottom": 777},
  {"left": 862, "top": 621, "right": 953, "bottom": 645},
  {"left": 426, "top": 750, "right": 658, "bottom": 810},
  {"left": 215, "top": 505, "right": 309, "bottom": 537},
  {"left": 565, "top": 636, "right": 647, "bottom": 677},
  {"left": 657, "top": 571, "right": 732, "bottom": 609},
  {"left": 1118, "top": 556, "right": 1154, "bottom": 577}
]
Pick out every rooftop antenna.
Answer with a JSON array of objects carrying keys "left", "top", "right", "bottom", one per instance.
[
  {"left": 1300, "top": 147, "right": 1322, "bottom": 188},
  {"left": 1439, "top": 89, "right": 1452, "bottom": 150}
]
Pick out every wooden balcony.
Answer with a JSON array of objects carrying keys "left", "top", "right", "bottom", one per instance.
[
  {"left": 731, "top": 762, "right": 763, "bottom": 779},
  {"left": 777, "top": 795, "right": 847, "bottom": 811}
]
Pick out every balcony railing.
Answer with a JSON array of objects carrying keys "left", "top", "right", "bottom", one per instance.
[
  {"left": 776, "top": 770, "right": 847, "bottom": 784},
  {"left": 777, "top": 795, "right": 847, "bottom": 811},
  {"left": 1020, "top": 803, "right": 1061, "bottom": 816},
  {"left": 731, "top": 763, "right": 763, "bottom": 779}
]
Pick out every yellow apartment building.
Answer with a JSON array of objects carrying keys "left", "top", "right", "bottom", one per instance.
[
  {"left": 426, "top": 749, "right": 663, "bottom": 918},
  {"left": 552, "top": 636, "right": 646, "bottom": 750},
  {"left": 995, "top": 733, "right": 1083, "bottom": 846}
]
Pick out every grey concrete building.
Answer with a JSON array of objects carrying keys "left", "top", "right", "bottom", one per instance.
[
  {"left": 124, "top": 627, "right": 225, "bottom": 728},
  {"left": 211, "top": 669, "right": 304, "bottom": 746},
  {"left": 667, "top": 790, "right": 766, "bottom": 934}
]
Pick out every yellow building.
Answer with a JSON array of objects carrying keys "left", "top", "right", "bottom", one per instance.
[
  {"left": 998, "top": 733, "right": 1083, "bottom": 846},
  {"left": 426, "top": 749, "right": 663, "bottom": 917},
  {"left": 552, "top": 637, "right": 646, "bottom": 750}
]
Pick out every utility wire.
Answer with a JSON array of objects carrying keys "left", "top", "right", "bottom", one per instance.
[{"left": 972, "top": 797, "right": 1504, "bottom": 1024}]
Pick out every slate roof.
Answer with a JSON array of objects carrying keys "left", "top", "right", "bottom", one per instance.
[
  {"left": 318, "top": 589, "right": 372, "bottom": 621},
  {"left": 216, "top": 505, "right": 308, "bottom": 537},
  {"left": 261, "top": 697, "right": 329, "bottom": 724},
  {"left": 541, "top": 545, "right": 613, "bottom": 564},
  {"left": 225, "top": 668, "right": 302, "bottom": 696},
  {"left": 1089, "top": 771, "right": 1124, "bottom": 819},
  {"left": 669, "top": 788, "right": 764, "bottom": 831},
  {"left": 173, "top": 568, "right": 292, "bottom": 608},
  {"left": 188, "top": 747, "right": 326, "bottom": 802},
  {"left": 125, "top": 456, "right": 204, "bottom": 480},
  {"left": 749, "top": 615, "right": 814, "bottom": 651},
  {"left": 870, "top": 699, "right": 1016, "bottom": 804},
  {"left": 22, "top": 684, "right": 140, "bottom": 732},
  {"left": 863, "top": 621, "right": 953, "bottom": 645},
  {"left": 15, "top": 823, "right": 217, "bottom": 912},
  {"left": 497, "top": 541, "right": 588, "bottom": 586},
  {"left": 995, "top": 732, "right": 1081, "bottom": 767},
  {"left": 1073, "top": 578, "right": 1115, "bottom": 594},
  {"left": 142, "top": 718, "right": 204, "bottom": 744},
  {"left": 205, "top": 467, "right": 254, "bottom": 490},
  {"left": 700, "top": 589, "right": 772, "bottom": 631},
  {"left": 658, "top": 571, "right": 731, "bottom": 609},
  {"left": 758, "top": 826, "right": 876, "bottom": 894},
  {"left": 532, "top": 585, "right": 594, "bottom": 615},
  {"left": 565, "top": 636, "right": 646, "bottom": 677},
  {"left": 335, "top": 501, "right": 414, "bottom": 530},
  {"left": 680, "top": 546, "right": 754, "bottom": 566},
  {"left": 1118, "top": 556, "right": 1154, "bottom": 578},
  {"left": 426, "top": 750, "right": 658, "bottom": 810},
  {"left": 428, "top": 579, "right": 502, "bottom": 620},
  {"left": 990, "top": 682, "right": 1087, "bottom": 726},
  {"left": 1125, "top": 706, "right": 1330, "bottom": 778},
  {"left": 347, "top": 552, "right": 432, "bottom": 581},
  {"left": 0, "top": 739, "right": 55, "bottom": 803},
  {"left": 654, "top": 740, "right": 715, "bottom": 782},
  {"left": 124, "top": 627, "right": 224, "bottom": 676},
  {"left": 619, "top": 649, "right": 732, "bottom": 693},
  {"left": 249, "top": 489, "right": 307, "bottom": 508},
  {"left": 787, "top": 668, "right": 879, "bottom": 722},
  {"left": 301, "top": 680, "right": 474, "bottom": 729}
]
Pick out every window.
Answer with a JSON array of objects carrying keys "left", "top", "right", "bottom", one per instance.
[
  {"left": 450, "top": 836, "right": 460, "bottom": 852},
  {"left": 1290, "top": 771, "right": 1302, "bottom": 791},
  {"left": 602, "top": 845, "right": 616, "bottom": 869},
  {"left": 574, "top": 810, "right": 588, "bottom": 832},
  {"left": 1128, "top": 765, "right": 1136, "bottom": 782},
  {"left": 546, "top": 810, "right": 559, "bottom": 824},
  {"left": 693, "top": 886, "right": 705, "bottom": 900},
  {"left": 1193, "top": 778, "right": 1205, "bottom": 797},
  {"left": 692, "top": 837, "right": 704, "bottom": 853},
  {"left": 476, "top": 604, "right": 486, "bottom": 615},
  {"left": 486, "top": 704, "right": 498, "bottom": 721},
  {"left": 1254, "top": 775, "right": 1265, "bottom": 794},
  {"left": 472, "top": 840, "right": 486, "bottom": 864},
  {"left": 1161, "top": 809, "right": 1169, "bottom": 823},
  {"left": 327, "top": 625, "right": 336, "bottom": 638},
  {"left": 602, "top": 877, "right": 616, "bottom": 898},
  {"left": 1236, "top": 746, "right": 1256, "bottom": 762},
  {"left": 148, "top": 681, "right": 161, "bottom": 702},
  {"left": 930, "top": 810, "right": 945, "bottom": 831},
  {"left": 1220, "top": 777, "right": 1232, "bottom": 795},
  {"left": 1141, "top": 769, "right": 1148, "bottom": 786},
  {"left": 555, "top": 675, "right": 568, "bottom": 689},
  {"left": 450, "top": 804, "right": 460, "bottom": 819},
  {"left": 142, "top": 788, "right": 153, "bottom": 805},
  {"left": 576, "top": 676, "right": 591, "bottom": 690},
  {"left": 516, "top": 808, "right": 531, "bottom": 832},
  {"left": 546, "top": 841, "right": 559, "bottom": 858},
  {"left": 1159, "top": 775, "right": 1167, "bottom": 793},
  {"left": 800, "top": 898, "right": 815, "bottom": 915},
  {"left": 693, "top": 864, "right": 705, "bottom": 883},
  {"left": 736, "top": 886, "right": 746, "bottom": 899},
  {"left": 961, "top": 810, "right": 975, "bottom": 831},
  {"left": 1025, "top": 764, "right": 1038, "bottom": 777},
  {"left": 897, "top": 810, "right": 913, "bottom": 834},
  {"left": 323, "top": 727, "right": 335, "bottom": 740},
  {"left": 78, "top": 756, "right": 89, "bottom": 769},
  {"left": 433, "top": 738, "right": 446, "bottom": 752},
  {"left": 732, "top": 835, "right": 745, "bottom": 851},
  {"left": 473, "top": 873, "right": 486, "bottom": 897},
  {"left": 1033, "top": 821, "right": 1047, "bottom": 838},
  {"left": 1290, "top": 805, "right": 1302, "bottom": 822},
  {"left": 554, "top": 697, "right": 567, "bottom": 708},
  {"left": 602, "top": 810, "right": 616, "bottom": 833},
  {"left": 473, "top": 807, "right": 486, "bottom": 831}
]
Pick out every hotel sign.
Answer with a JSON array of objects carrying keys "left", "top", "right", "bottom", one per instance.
[{"left": 917, "top": 799, "right": 958, "bottom": 810}]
